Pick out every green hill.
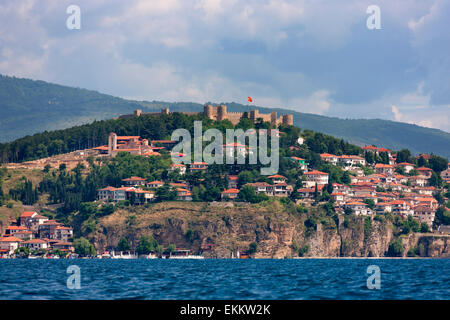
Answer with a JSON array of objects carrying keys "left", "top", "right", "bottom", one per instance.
[{"left": 0, "top": 74, "right": 449, "bottom": 158}]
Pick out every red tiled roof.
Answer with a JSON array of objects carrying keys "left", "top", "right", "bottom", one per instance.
[
  {"left": 20, "top": 212, "right": 37, "bottom": 218},
  {"left": 6, "top": 226, "right": 28, "bottom": 230},
  {"left": 375, "top": 164, "right": 393, "bottom": 168},
  {"left": 304, "top": 170, "right": 328, "bottom": 175},
  {"left": 417, "top": 167, "right": 432, "bottom": 171},
  {"left": 268, "top": 174, "right": 287, "bottom": 179},
  {"left": 23, "top": 239, "right": 47, "bottom": 244},
  {"left": 320, "top": 153, "right": 337, "bottom": 158},
  {"left": 0, "top": 236, "right": 23, "bottom": 242},
  {"left": 222, "top": 188, "right": 240, "bottom": 194},
  {"left": 122, "top": 176, "right": 145, "bottom": 181}
]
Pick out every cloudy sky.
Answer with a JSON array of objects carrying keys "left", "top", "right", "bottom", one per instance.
[{"left": 0, "top": 0, "right": 449, "bottom": 131}]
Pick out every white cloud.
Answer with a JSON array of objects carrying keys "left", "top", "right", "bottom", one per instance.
[{"left": 0, "top": 0, "right": 448, "bottom": 132}]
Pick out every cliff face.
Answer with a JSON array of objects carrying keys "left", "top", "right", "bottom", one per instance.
[
  {"left": 87, "top": 202, "right": 448, "bottom": 258},
  {"left": 402, "top": 233, "right": 450, "bottom": 258}
]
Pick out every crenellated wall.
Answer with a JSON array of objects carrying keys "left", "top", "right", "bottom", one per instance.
[
  {"left": 203, "top": 104, "right": 293, "bottom": 126},
  {"left": 121, "top": 105, "right": 294, "bottom": 126}
]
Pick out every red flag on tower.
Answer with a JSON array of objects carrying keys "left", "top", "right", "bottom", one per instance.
[{"left": 248, "top": 96, "right": 253, "bottom": 103}]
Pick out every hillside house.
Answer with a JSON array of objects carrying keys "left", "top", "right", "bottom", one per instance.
[
  {"left": 221, "top": 188, "right": 240, "bottom": 200},
  {"left": 413, "top": 206, "right": 435, "bottom": 228},
  {"left": 121, "top": 177, "right": 146, "bottom": 187},
  {"left": 147, "top": 180, "right": 165, "bottom": 188},
  {"left": 416, "top": 167, "right": 433, "bottom": 178},
  {"left": 320, "top": 153, "right": 338, "bottom": 165},
  {"left": 170, "top": 164, "right": 186, "bottom": 175},
  {"left": 375, "top": 164, "right": 394, "bottom": 175},
  {"left": 190, "top": 162, "right": 208, "bottom": 172},
  {"left": 290, "top": 157, "right": 308, "bottom": 170},
  {"left": 344, "top": 202, "right": 372, "bottom": 216},
  {"left": 303, "top": 170, "right": 329, "bottom": 188},
  {"left": 397, "top": 162, "right": 415, "bottom": 174}
]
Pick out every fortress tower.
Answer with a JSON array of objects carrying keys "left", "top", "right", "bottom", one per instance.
[
  {"left": 108, "top": 132, "right": 117, "bottom": 155},
  {"left": 250, "top": 110, "right": 259, "bottom": 122},
  {"left": 270, "top": 112, "right": 277, "bottom": 125},
  {"left": 217, "top": 104, "right": 227, "bottom": 121},
  {"left": 204, "top": 104, "right": 214, "bottom": 120},
  {"left": 282, "top": 114, "right": 294, "bottom": 126}
]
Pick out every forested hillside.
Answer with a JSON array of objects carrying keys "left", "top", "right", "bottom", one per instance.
[{"left": 0, "top": 74, "right": 449, "bottom": 157}]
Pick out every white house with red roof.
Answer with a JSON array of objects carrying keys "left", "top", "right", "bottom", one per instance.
[
  {"left": 19, "top": 212, "right": 49, "bottom": 234},
  {"left": 268, "top": 174, "right": 287, "bottom": 184},
  {"left": 221, "top": 188, "right": 240, "bottom": 200},
  {"left": 22, "top": 239, "right": 48, "bottom": 250},
  {"left": 344, "top": 202, "right": 372, "bottom": 216},
  {"left": 227, "top": 175, "right": 239, "bottom": 189},
  {"left": 0, "top": 236, "right": 23, "bottom": 255},
  {"left": 320, "top": 153, "right": 338, "bottom": 165},
  {"left": 170, "top": 163, "right": 186, "bottom": 175},
  {"left": 303, "top": 170, "right": 329, "bottom": 188},
  {"left": 147, "top": 180, "right": 165, "bottom": 188},
  {"left": 397, "top": 162, "right": 415, "bottom": 174},
  {"left": 176, "top": 188, "right": 192, "bottom": 201},
  {"left": 97, "top": 186, "right": 129, "bottom": 202},
  {"left": 126, "top": 188, "right": 155, "bottom": 204},
  {"left": 416, "top": 167, "right": 433, "bottom": 178},
  {"left": 338, "top": 155, "right": 366, "bottom": 167},
  {"left": 121, "top": 176, "right": 146, "bottom": 187},
  {"left": 374, "top": 163, "right": 394, "bottom": 175},
  {"left": 190, "top": 162, "right": 208, "bottom": 172}
]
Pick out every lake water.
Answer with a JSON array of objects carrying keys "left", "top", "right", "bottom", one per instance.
[{"left": 0, "top": 259, "right": 448, "bottom": 300}]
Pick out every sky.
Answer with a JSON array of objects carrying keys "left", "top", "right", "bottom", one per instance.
[{"left": 0, "top": 0, "right": 449, "bottom": 132}]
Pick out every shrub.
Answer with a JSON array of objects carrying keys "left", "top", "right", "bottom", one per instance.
[
  {"left": 387, "top": 239, "right": 403, "bottom": 257},
  {"left": 248, "top": 242, "right": 258, "bottom": 255},
  {"left": 298, "top": 245, "right": 310, "bottom": 257}
]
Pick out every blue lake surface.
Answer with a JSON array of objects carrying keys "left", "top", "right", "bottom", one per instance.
[{"left": 0, "top": 259, "right": 448, "bottom": 300}]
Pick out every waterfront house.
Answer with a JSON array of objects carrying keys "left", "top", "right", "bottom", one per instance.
[
  {"left": 22, "top": 239, "right": 48, "bottom": 251},
  {"left": 0, "top": 237, "right": 23, "bottom": 255}
]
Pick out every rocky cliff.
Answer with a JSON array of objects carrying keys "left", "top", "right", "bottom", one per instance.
[{"left": 85, "top": 201, "right": 449, "bottom": 258}]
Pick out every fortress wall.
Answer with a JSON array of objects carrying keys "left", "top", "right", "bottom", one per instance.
[{"left": 225, "top": 113, "right": 243, "bottom": 125}]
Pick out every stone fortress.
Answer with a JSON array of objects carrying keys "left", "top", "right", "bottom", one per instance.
[{"left": 120, "top": 104, "right": 293, "bottom": 126}]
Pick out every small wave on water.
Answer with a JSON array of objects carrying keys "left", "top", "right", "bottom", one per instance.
[{"left": 0, "top": 259, "right": 448, "bottom": 300}]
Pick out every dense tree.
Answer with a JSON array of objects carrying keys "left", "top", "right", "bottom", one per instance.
[
  {"left": 136, "top": 236, "right": 159, "bottom": 255},
  {"left": 428, "top": 155, "right": 448, "bottom": 173},
  {"left": 117, "top": 237, "right": 130, "bottom": 252},
  {"left": 74, "top": 237, "right": 96, "bottom": 257}
]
